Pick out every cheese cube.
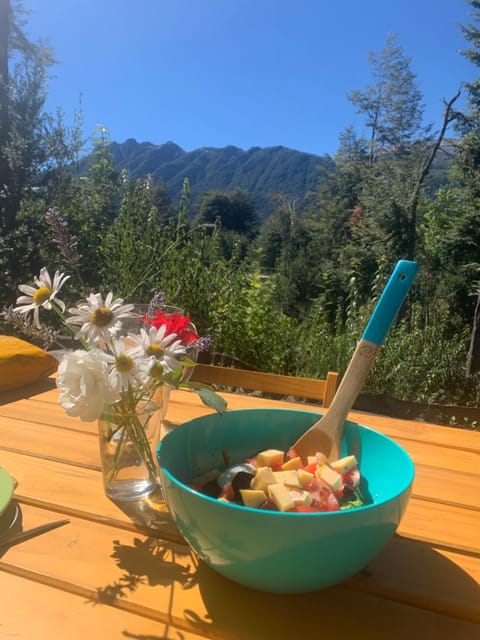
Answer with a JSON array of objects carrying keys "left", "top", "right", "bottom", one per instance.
[
  {"left": 268, "top": 482, "right": 295, "bottom": 512},
  {"left": 240, "top": 489, "right": 267, "bottom": 509},
  {"left": 272, "top": 470, "right": 302, "bottom": 488},
  {"left": 250, "top": 466, "right": 276, "bottom": 491},
  {"left": 330, "top": 455, "right": 358, "bottom": 474},
  {"left": 316, "top": 464, "right": 342, "bottom": 491},
  {"left": 256, "top": 449, "right": 285, "bottom": 468},
  {"left": 315, "top": 451, "right": 329, "bottom": 466},
  {"left": 281, "top": 456, "right": 303, "bottom": 471},
  {"left": 288, "top": 489, "right": 312, "bottom": 506},
  {"left": 297, "top": 468, "right": 314, "bottom": 489}
]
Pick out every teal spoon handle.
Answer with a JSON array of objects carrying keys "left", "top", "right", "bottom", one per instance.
[
  {"left": 362, "top": 260, "right": 419, "bottom": 346},
  {"left": 293, "top": 259, "right": 419, "bottom": 461}
]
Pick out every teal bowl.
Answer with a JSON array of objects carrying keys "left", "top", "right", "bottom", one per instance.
[{"left": 157, "top": 408, "right": 414, "bottom": 593}]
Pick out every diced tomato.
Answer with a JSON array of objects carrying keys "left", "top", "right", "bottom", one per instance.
[
  {"left": 304, "top": 462, "right": 317, "bottom": 474},
  {"left": 293, "top": 505, "right": 319, "bottom": 512},
  {"left": 326, "top": 492, "right": 340, "bottom": 511},
  {"left": 218, "top": 483, "right": 235, "bottom": 501},
  {"left": 343, "top": 468, "right": 360, "bottom": 489},
  {"left": 286, "top": 446, "right": 299, "bottom": 460},
  {"left": 308, "top": 478, "right": 340, "bottom": 512},
  {"left": 333, "top": 481, "right": 345, "bottom": 500}
]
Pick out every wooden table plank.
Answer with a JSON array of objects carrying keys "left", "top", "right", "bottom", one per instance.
[
  {"left": 164, "top": 389, "right": 480, "bottom": 449},
  {"left": 1, "top": 378, "right": 479, "bottom": 639},
  {"left": 0, "top": 571, "right": 210, "bottom": 640},
  {"left": 397, "top": 499, "right": 480, "bottom": 553},
  {"left": 1, "top": 440, "right": 479, "bottom": 552},
  {"left": 0, "top": 504, "right": 478, "bottom": 639},
  {"left": 0, "top": 415, "right": 100, "bottom": 468}
]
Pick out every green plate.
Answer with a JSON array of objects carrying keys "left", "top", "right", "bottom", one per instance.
[{"left": 0, "top": 468, "right": 14, "bottom": 518}]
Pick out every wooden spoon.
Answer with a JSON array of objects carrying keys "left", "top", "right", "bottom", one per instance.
[{"left": 293, "top": 260, "right": 419, "bottom": 462}]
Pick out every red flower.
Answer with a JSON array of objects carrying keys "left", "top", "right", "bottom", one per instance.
[{"left": 144, "top": 310, "right": 200, "bottom": 345}]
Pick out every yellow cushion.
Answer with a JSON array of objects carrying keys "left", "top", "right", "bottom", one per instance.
[{"left": 0, "top": 336, "right": 58, "bottom": 391}]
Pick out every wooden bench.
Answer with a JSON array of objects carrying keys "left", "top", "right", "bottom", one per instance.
[{"left": 189, "top": 364, "right": 339, "bottom": 407}]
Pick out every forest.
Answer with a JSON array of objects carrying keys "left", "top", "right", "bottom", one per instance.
[{"left": 1, "top": 1, "right": 480, "bottom": 427}]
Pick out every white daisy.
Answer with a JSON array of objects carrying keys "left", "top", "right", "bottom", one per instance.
[
  {"left": 67, "top": 292, "right": 135, "bottom": 345},
  {"left": 128, "top": 325, "right": 187, "bottom": 375},
  {"left": 15, "top": 267, "right": 70, "bottom": 328},
  {"left": 105, "top": 337, "right": 153, "bottom": 393}
]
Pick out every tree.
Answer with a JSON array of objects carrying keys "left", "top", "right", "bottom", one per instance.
[
  {"left": 0, "top": 0, "right": 55, "bottom": 234},
  {"left": 257, "top": 198, "right": 318, "bottom": 314},
  {"left": 455, "top": 0, "right": 480, "bottom": 375},
  {"left": 348, "top": 34, "right": 459, "bottom": 262},
  {"left": 349, "top": 34, "right": 425, "bottom": 164},
  {"left": 196, "top": 189, "right": 259, "bottom": 237}
]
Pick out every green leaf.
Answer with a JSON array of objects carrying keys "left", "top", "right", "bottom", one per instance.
[
  {"left": 339, "top": 487, "right": 366, "bottom": 510},
  {"left": 197, "top": 388, "right": 228, "bottom": 414}
]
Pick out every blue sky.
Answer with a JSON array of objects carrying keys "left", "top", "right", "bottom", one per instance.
[{"left": 25, "top": 0, "right": 477, "bottom": 157}]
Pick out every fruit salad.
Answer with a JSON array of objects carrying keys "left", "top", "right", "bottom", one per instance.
[{"left": 190, "top": 447, "right": 366, "bottom": 512}]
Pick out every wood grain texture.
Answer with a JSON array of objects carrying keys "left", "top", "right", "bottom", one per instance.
[
  {"left": 189, "top": 364, "right": 339, "bottom": 406},
  {"left": 0, "top": 376, "right": 479, "bottom": 639}
]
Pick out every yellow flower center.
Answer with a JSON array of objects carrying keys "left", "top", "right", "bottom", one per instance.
[
  {"left": 33, "top": 286, "right": 52, "bottom": 305},
  {"left": 150, "top": 361, "right": 165, "bottom": 380},
  {"left": 91, "top": 307, "right": 114, "bottom": 327},
  {"left": 115, "top": 354, "right": 133, "bottom": 373},
  {"left": 146, "top": 344, "right": 165, "bottom": 358}
]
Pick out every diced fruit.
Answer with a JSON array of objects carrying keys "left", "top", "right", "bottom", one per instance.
[
  {"left": 294, "top": 505, "right": 318, "bottom": 512},
  {"left": 268, "top": 482, "right": 295, "bottom": 512},
  {"left": 297, "top": 468, "right": 314, "bottom": 489},
  {"left": 258, "top": 499, "right": 278, "bottom": 511},
  {"left": 330, "top": 455, "right": 358, "bottom": 475},
  {"left": 288, "top": 489, "right": 312, "bottom": 506},
  {"left": 231, "top": 471, "right": 255, "bottom": 500},
  {"left": 315, "top": 452, "right": 329, "bottom": 466},
  {"left": 343, "top": 467, "right": 360, "bottom": 488},
  {"left": 286, "top": 446, "right": 299, "bottom": 460},
  {"left": 240, "top": 489, "right": 268, "bottom": 509},
  {"left": 193, "top": 442, "right": 366, "bottom": 512},
  {"left": 256, "top": 449, "right": 285, "bottom": 468},
  {"left": 281, "top": 456, "right": 303, "bottom": 471},
  {"left": 219, "top": 483, "right": 235, "bottom": 501},
  {"left": 315, "top": 464, "right": 343, "bottom": 492},
  {"left": 217, "top": 463, "right": 256, "bottom": 487},
  {"left": 272, "top": 469, "right": 302, "bottom": 488},
  {"left": 325, "top": 492, "right": 340, "bottom": 511},
  {"left": 308, "top": 478, "right": 340, "bottom": 511},
  {"left": 250, "top": 466, "right": 276, "bottom": 491}
]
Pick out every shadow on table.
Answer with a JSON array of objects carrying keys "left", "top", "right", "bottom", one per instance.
[
  {"left": 108, "top": 487, "right": 180, "bottom": 534},
  {"left": 96, "top": 538, "right": 197, "bottom": 605},
  {"left": 0, "top": 500, "right": 23, "bottom": 557},
  {"left": 188, "top": 537, "right": 480, "bottom": 639},
  {"left": 93, "top": 530, "right": 480, "bottom": 639},
  {"left": 94, "top": 532, "right": 197, "bottom": 640},
  {"left": 0, "top": 377, "right": 57, "bottom": 406}
]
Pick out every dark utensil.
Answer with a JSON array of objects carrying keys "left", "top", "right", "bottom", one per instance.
[{"left": 0, "top": 515, "right": 70, "bottom": 549}]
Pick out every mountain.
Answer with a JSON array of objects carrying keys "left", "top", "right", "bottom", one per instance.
[{"left": 105, "top": 139, "right": 333, "bottom": 218}]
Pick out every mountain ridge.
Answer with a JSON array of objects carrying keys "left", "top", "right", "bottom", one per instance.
[{"left": 105, "top": 139, "right": 333, "bottom": 217}]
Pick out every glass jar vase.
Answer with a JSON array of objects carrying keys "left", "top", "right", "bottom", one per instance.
[{"left": 97, "top": 398, "right": 160, "bottom": 501}]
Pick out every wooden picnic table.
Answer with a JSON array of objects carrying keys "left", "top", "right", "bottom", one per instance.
[{"left": 0, "top": 376, "right": 478, "bottom": 639}]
